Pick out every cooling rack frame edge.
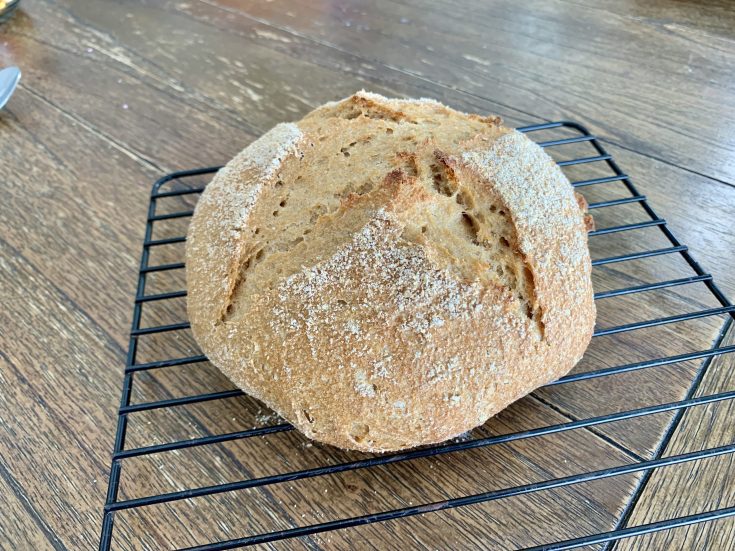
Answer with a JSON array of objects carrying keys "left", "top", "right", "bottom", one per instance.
[{"left": 99, "top": 120, "right": 735, "bottom": 551}]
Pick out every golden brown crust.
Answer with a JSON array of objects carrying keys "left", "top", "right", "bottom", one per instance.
[
  {"left": 186, "top": 91, "right": 596, "bottom": 452},
  {"left": 575, "top": 191, "right": 596, "bottom": 232}
]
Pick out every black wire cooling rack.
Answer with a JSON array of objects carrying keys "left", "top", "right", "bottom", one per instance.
[{"left": 99, "top": 121, "right": 735, "bottom": 550}]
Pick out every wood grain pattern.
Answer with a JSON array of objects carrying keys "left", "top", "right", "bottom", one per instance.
[
  {"left": 1, "top": 0, "right": 734, "bottom": 549},
  {"left": 613, "top": 324, "right": 735, "bottom": 550},
  {"left": 0, "top": 461, "right": 59, "bottom": 551},
  {"left": 188, "top": 0, "right": 735, "bottom": 183}
]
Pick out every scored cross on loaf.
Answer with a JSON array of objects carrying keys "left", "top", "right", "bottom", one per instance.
[{"left": 186, "top": 91, "right": 595, "bottom": 452}]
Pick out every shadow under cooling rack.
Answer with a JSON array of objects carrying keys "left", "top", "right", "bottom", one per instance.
[{"left": 99, "top": 121, "right": 735, "bottom": 551}]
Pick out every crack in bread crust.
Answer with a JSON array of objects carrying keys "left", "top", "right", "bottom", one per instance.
[{"left": 398, "top": 148, "right": 546, "bottom": 338}]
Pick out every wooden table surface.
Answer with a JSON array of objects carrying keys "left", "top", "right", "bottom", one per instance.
[{"left": 2, "top": 1, "right": 735, "bottom": 549}]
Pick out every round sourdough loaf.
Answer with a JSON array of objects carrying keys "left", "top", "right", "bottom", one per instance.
[{"left": 186, "top": 91, "right": 595, "bottom": 452}]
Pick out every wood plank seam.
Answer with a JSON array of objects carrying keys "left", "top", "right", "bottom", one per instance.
[
  {"left": 113, "top": 368, "right": 326, "bottom": 551},
  {"left": 13, "top": 0, "right": 735, "bottom": 196},
  {"left": 0, "top": 458, "right": 68, "bottom": 551},
  {"left": 613, "top": 321, "right": 735, "bottom": 550},
  {"left": 0, "top": 237, "right": 128, "bottom": 356},
  {"left": 4, "top": 23, "right": 272, "bottom": 140},
  {"left": 18, "top": 83, "right": 167, "bottom": 173},
  {"left": 194, "top": 0, "right": 735, "bottom": 189},
  {"left": 2, "top": 351, "right": 111, "bottom": 474},
  {"left": 602, "top": 316, "right": 735, "bottom": 550},
  {"left": 532, "top": 393, "right": 645, "bottom": 462}
]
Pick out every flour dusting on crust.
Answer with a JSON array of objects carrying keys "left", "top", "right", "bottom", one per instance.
[{"left": 186, "top": 92, "right": 595, "bottom": 453}]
